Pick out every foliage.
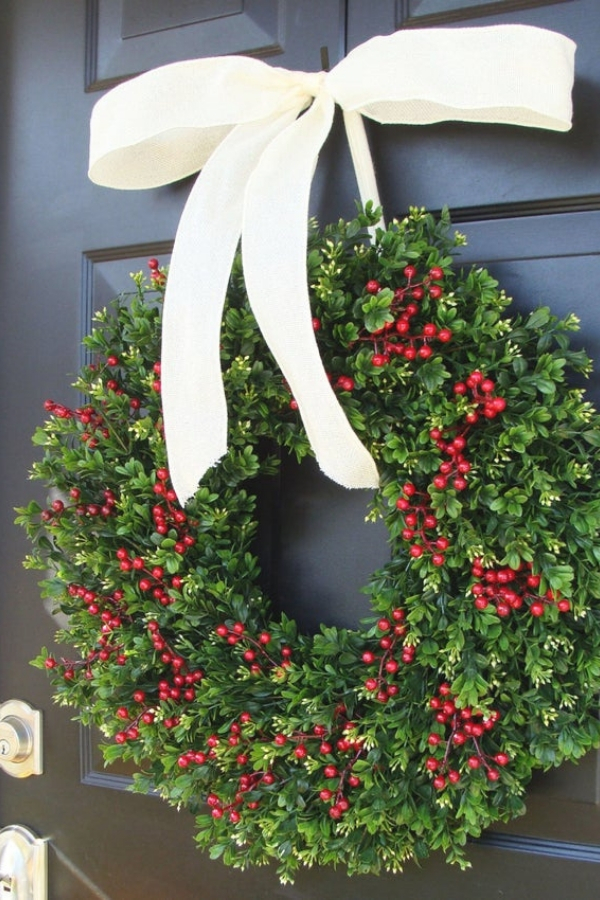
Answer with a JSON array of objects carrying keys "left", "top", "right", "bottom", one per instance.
[{"left": 17, "top": 208, "right": 600, "bottom": 882}]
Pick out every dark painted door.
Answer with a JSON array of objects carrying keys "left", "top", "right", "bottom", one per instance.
[{"left": 1, "top": 1, "right": 599, "bottom": 898}]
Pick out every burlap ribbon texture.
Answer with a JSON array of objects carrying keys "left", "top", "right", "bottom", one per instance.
[{"left": 88, "top": 25, "right": 575, "bottom": 504}]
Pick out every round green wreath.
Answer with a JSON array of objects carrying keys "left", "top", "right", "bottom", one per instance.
[{"left": 19, "top": 207, "right": 600, "bottom": 882}]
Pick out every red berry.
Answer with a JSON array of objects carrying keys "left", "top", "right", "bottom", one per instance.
[
  {"left": 432, "top": 775, "right": 446, "bottom": 790},
  {"left": 403, "top": 265, "right": 417, "bottom": 280},
  {"left": 366, "top": 279, "right": 381, "bottom": 294},
  {"left": 429, "top": 266, "right": 444, "bottom": 280}
]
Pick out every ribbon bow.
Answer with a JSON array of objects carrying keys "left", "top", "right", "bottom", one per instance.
[{"left": 89, "top": 25, "right": 575, "bottom": 504}]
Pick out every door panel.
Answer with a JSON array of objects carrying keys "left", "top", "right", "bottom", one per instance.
[
  {"left": 87, "top": 0, "right": 290, "bottom": 89},
  {"left": 1, "top": 0, "right": 599, "bottom": 897}
]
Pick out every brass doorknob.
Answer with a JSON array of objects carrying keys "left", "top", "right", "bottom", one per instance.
[{"left": 0, "top": 701, "right": 43, "bottom": 777}]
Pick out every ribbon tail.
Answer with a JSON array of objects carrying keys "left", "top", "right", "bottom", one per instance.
[
  {"left": 342, "top": 108, "right": 384, "bottom": 235},
  {"left": 242, "top": 94, "right": 380, "bottom": 490},
  {"left": 162, "top": 107, "right": 302, "bottom": 504}
]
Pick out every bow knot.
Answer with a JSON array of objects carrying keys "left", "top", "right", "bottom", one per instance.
[
  {"left": 89, "top": 25, "right": 575, "bottom": 504},
  {"left": 291, "top": 69, "right": 327, "bottom": 99}
]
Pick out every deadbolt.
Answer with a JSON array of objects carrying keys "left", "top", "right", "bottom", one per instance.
[{"left": 0, "top": 702, "right": 42, "bottom": 778}]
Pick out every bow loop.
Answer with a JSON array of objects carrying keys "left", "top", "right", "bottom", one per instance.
[
  {"left": 89, "top": 24, "right": 575, "bottom": 504},
  {"left": 328, "top": 26, "right": 574, "bottom": 129}
]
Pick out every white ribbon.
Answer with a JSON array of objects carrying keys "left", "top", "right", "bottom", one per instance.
[{"left": 89, "top": 25, "right": 575, "bottom": 505}]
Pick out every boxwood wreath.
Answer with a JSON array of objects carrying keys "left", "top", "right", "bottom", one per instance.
[{"left": 18, "top": 207, "right": 600, "bottom": 882}]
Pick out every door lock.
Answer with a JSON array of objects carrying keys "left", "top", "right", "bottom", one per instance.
[
  {"left": 0, "top": 826, "right": 46, "bottom": 900},
  {"left": 0, "top": 702, "right": 42, "bottom": 778}
]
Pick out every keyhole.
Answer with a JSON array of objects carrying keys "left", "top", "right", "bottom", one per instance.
[{"left": 0, "top": 875, "right": 14, "bottom": 895}]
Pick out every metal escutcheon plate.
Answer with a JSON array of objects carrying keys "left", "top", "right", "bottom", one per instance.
[
  {"left": 0, "top": 701, "right": 43, "bottom": 778},
  {"left": 0, "top": 825, "right": 47, "bottom": 900}
]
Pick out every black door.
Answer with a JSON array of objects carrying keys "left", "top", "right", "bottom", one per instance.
[{"left": 1, "top": 1, "right": 599, "bottom": 898}]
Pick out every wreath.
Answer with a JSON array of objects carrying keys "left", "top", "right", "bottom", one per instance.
[{"left": 19, "top": 208, "right": 600, "bottom": 882}]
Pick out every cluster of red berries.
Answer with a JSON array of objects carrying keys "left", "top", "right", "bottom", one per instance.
[
  {"left": 471, "top": 560, "right": 571, "bottom": 618},
  {"left": 112, "top": 628, "right": 204, "bottom": 743},
  {"left": 428, "top": 429, "right": 472, "bottom": 494},
  {"left": 148, "top": 257, "right": 165, "bottom": 286},
  {"left": 453, "top": 370, "right": 507, "bottom": 421},
  {"left": 179, "top": 711, "right": 365, "bottom": 825},
  {"left": 361, "top": 608, "right": 416, "bottom": 701},
  {"left": 41, "top": 485, "right": 117, "bottom": 523},
  {"left": 116, "top": 546, "right": 183, "bottom": 607},
  {"left": 44, "top": 583, "right": 130, "bottom": 678},
  {"left": 395, "top": 370, "right": 508, "bottom": 564},
  {"left": 429, "top": 371, "right": 506, "bottom": 494},
  {"left": 360, "top": 265, "right": 451, "bottom": 367},
  {"left": 272, "top": 714, "right": 365, "bottom": 821},
  {"left": 151, "top": 467, "right": 193, "bottom": 545},
  {"left": 214, "top": 622, "right": 292, "bottom": 676},
  {"left": 316, "top": 726, "right": 364, "bottom": 820},
  {"left": 200, "top": 717, "right": 276, "bottom": 822},
  {"left": 43, "top": 398, "right": 111, "bottom": 451},
  {"left": 426, "top": 684, "right": 508, "bottom": 790},
  {"left": 396, "top": 483, "right": 450, "bottom": 566}
]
